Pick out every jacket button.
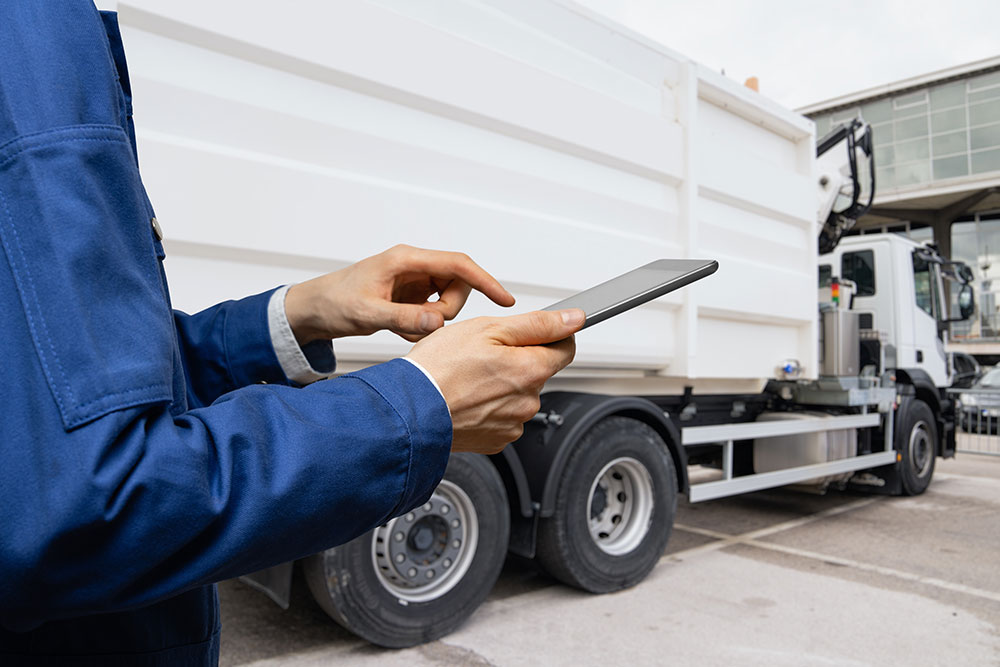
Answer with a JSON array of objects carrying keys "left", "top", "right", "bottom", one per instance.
[{"left": 151, "top": 217, "right": 163, "bottom": 241}]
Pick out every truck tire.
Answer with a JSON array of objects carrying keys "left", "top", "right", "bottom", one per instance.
[
  {"left": 536, "top": 416, "right": 676, "bottom": 594},
  {"left": 302, "top": 453, "right": 509, "bottom": 648},
  {"left": 897, "top": 398, "right": 937, "bottom": 496}
]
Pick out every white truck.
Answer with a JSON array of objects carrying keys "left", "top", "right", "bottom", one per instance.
[{"left": 110, "top": 0, "right": 976, "bottom": 647}]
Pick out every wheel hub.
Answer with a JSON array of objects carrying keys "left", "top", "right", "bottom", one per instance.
[
  {"left": 372, "top": 480, "right": 479, "bottom": 603},
  {"left": 586, "top": 457, "right": 654, "bottom": 556},
  {"left": 590, "top": 484, "right": 608, "bottom": 519},
  {"left": 909, "top": 420, "right": 933, "bottom": 477},
  {"left": 408, "top": 518, "right": 442, "bottom": 553}
]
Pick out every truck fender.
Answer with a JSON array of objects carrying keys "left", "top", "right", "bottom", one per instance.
[
  {"left": 239, "top": 560, "right": 295, "bottom": 610},
  {"left": 488, "top": 447, "right": 534, "bottom": 519},
  {"left": 513, "top": 391, "right": 688, "bottom": 519},
  {"left": 893, "top": 368, "right": 941, "bottom": 416},
  {"left": 894, "top": 368, "right": 955, "bottom": 456}
]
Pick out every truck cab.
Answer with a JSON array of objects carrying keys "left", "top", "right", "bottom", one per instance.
[
  {"left": 819, "top": 233, "right": 975, "bottom": 465},
  {"left": 820, "top": 233, "right": 972, "bottom": 388}
]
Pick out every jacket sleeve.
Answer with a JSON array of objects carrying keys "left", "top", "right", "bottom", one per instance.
[
  {"left": 0, "top": 1, "right": 452, "bottom": 631},
  {"left": 174, "top": 287, "right": 339, "bottom": 408},
  {"left": 173, "top": 292, "right": 299, "bottom": 408}
]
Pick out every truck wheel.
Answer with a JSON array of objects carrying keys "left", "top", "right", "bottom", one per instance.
[
  {"left": 536, "top": 416, "right": 676, "bottom": 594},
  {"left": 897, "top": 398, "right": 937, "bottom": 496},
  {"left": 302, "top": 453, "right": 509, "bottom": 648}
]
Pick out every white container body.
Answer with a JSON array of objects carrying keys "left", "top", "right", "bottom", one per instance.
[{"left": 114, "top": 0, "right": 819, "bottom": 394}]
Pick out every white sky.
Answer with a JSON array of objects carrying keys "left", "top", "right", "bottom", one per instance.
[{"left": 573, "top": 0, "right": 1000, "bottom": 110}]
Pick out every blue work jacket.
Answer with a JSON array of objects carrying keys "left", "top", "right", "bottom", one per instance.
[{"left": 0, "top": 3, "right": 451, "bottom": 664}]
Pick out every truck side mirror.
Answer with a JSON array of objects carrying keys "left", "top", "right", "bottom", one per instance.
[{"left": 958, "top": 284, "right": 975, "bottom": 320}]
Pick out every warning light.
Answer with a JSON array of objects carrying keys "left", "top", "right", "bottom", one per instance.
[{"left": 831, "top": 278, "right": 840, "bottom": 306}]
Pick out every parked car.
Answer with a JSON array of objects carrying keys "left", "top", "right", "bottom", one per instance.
[{"left": 958, "top": 366, "right": 1000, "bottom": 433}]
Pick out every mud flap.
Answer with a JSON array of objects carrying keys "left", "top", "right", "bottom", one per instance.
[{"left": 239, "top": 560, "right": 295, "bottom": 609}]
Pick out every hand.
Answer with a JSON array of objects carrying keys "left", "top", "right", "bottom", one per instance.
[
  {"left": 284, "top": 245, "right": 515, "bottom": 343},
  {"left": 406, "top": 308, "right": 585, "bottom": 454}
]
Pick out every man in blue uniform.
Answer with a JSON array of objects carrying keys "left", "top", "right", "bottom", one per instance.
[{"left": 0, "top": 3, "right": 583, "bottom": 664}]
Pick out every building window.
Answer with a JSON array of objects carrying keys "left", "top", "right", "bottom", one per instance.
[
  {"left": 807, "top": 68, "right": 1000, "bottom": 193},
  {"left": 951, "top": 214, "right": 1000, "bottom": 339},
  {"left": 894, "top": 90, "right": 929, "bottom": 110},
  {"left": 909, "top": 225, "right": 934, "bottom": 243}
]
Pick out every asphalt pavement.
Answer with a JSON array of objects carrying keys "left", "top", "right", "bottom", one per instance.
[{"left": 219, "top": 451, "right": 1000, "bottom": 666}]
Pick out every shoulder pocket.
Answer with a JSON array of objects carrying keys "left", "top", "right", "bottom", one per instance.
[{"left": 0, "top": 126, "right": 174, "bottom": 429}]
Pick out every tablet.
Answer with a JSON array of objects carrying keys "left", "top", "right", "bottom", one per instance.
[{"left": 543, "top": 259, "right": 718, "bottom": 330}]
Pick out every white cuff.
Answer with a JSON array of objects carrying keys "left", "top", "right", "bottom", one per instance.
[
  {"left": 400, "top": 357, "right": 450, "bottom": 416},
  {"left": 268, "top": 285, "right": 335, "bottom": 385}
]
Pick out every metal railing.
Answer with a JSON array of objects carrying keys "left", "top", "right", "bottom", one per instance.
[{"left": 949, "top": 387, "right": 1000, "bottom": 456}]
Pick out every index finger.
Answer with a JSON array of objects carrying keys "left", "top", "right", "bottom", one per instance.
[{"left": 399, "top": 247, "right": 515, "bottom": 307}]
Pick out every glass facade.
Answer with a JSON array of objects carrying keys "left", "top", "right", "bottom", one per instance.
[
  {"left": 846, "top": 220, "right": 999, "bottom": 340},
  {"left": 951, "top": 214, "right": 1000, "bottom": 338},
  {"left": 852, "top": 222, "right": 932, "bottom": 242},
  {"left": 811, "top": 69, "right": 1000, "bottom": 191}
]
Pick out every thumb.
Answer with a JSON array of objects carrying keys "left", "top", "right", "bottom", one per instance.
[
  {"left": 492, "top": 309, "right": 585, "bottom": 346},
  {"left": 379, "top": 302, "right": 445, "bottom": 336}
]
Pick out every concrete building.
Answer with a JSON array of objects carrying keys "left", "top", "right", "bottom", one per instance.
[{"left": 800, "top": 56, "right": 1000, "bottom": 355}]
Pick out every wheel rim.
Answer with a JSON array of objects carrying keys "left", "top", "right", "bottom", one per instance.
[
  {"left": 909, "top": 419, "right": 933, "bottom": 478},
  {"left": 586, "top": 456, "right": 654, "bottom": 556},
  {"left": 371, "top": 480, "right": 479, "bottom": 603}
]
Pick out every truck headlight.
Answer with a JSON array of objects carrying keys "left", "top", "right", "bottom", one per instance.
[{"left": 960, "top": 393, "right": 977, "bottom": 406}]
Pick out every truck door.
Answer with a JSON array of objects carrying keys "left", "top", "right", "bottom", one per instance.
[
  {"left": 841, "top": 247, "right": 893, "bottom": 345},
  {"left": 911, "top": 251, "right": 949, "bottom": 386}
]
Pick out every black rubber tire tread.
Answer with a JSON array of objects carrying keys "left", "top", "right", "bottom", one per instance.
[
  {"left": 302, "top": 453, "right": 509, "bottom": 648},
  {"left": 535, "top": 416, "right": 676, "bottom": 594},
  {"left": 897, "top": 398, "right": 937, "bottom": 496}
]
